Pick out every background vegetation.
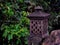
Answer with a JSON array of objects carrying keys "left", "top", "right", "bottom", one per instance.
[{"left": 0, "top": 0, "right": 60, "bottom": 45}]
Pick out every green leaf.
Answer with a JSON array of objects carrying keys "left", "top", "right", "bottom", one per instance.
[
  {"left": 8, "top": 34, "right": 13, "bottom": 41},
  {"left": 19, "top": 0, "right": 24, "bottom": 3},
  {"left": 16, "top": 39, "right": 21, "bottom": 45},
  {"left": 3, "top": 30, "right": 8, "bottom": 38}
]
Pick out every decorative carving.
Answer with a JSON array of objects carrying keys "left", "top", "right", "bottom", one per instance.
[{"left": 31, "top": 20, "right": 42, "bottom": 35}]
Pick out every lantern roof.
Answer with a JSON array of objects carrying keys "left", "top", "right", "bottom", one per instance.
[{"left": 27, "top": 6, "right": 50, "bottom": 19}]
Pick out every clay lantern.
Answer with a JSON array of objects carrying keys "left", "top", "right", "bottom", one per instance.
[{"left": 27, "top": 6, "right": 50, "bottom": 45}]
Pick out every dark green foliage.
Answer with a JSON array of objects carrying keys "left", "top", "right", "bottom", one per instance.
[
  {"left": 0, "top": 0, "right": 30, "bottom": 45},
  {"left": 31, "top": 0, "right": 60, "bottom": 12}
]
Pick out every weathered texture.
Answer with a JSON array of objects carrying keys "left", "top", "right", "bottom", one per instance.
[
  {"left": 42, "top": 36, "right": 52, "bottom": 45},
  {"left": 42, "top": 30, "right": 60, "bottom": 45},
  {"left": 50, "top": 30, "right": 60, "bottom": 45},
  {"left": 27, "top": 6, "right": 50, "bottom": 45}
]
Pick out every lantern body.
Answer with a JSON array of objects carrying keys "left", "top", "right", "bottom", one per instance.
[
  {"left": 27, "top": 6, "right": 50, "bottom": 45},
  {"left": 30, "top": 19, "right": 48, "bottom": 37}
]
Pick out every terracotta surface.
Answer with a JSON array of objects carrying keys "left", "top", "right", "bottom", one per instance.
[
  {"left": 50, "top": 30, "right": 60, "bottom": 45},
  {"left": 42, "top": 30, "right": 60, "bottom": 45}
]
